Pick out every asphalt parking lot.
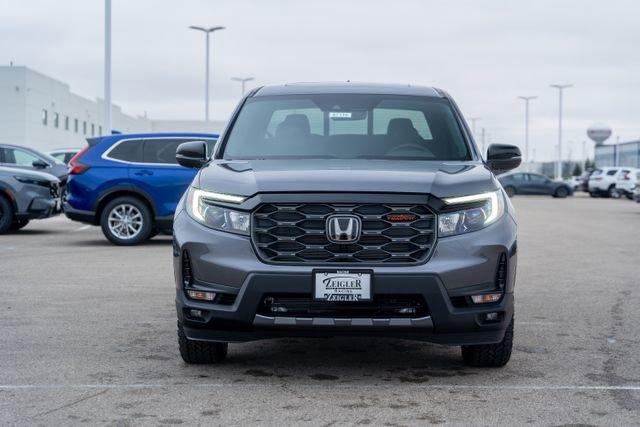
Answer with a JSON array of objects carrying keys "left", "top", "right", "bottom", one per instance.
[{"left": 1, "top": 194, "right": 639, "bottom": 425}]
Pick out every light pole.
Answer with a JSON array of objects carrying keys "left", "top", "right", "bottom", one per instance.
[
  {"left": 189, "top": 25, "right": 225, "bottom": 123},
  {"left": 550, "top": 84, "right": 572, "bottom": 179},
  {"left": 468, "top": 117, "right": 480, "bottom": 135},
  {"left": 517, "top": 96, "right": 537, "bottom": 164},
  {"left": 104, "top": 0, "right": 112, "bottom": 134},
  {"left": 231, "top": 77, "right": 254, "bottom": 96}
]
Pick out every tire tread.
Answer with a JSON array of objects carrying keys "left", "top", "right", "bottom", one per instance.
[
  {"left": 177, "top": 323, "right": 227, "bottom": 364},
  {"left": 0, "top": 195, "right": 13, "bottom": 234},
  {"left": 461, "top": 317, "right": 514, "bottom": 367}
]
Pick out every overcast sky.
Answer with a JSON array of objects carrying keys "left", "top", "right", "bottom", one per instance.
[{"left": 2, "top": 0, "right": 639, "bottom": 161}]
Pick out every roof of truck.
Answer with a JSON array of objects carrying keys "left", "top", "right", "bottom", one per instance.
[{"left": 253, "top": 82, "right": 443, "bottom": 97}]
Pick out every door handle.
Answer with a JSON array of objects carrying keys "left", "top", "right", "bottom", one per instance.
[{"left": 134, "top": 170, "right": 154, "bottom": 176}]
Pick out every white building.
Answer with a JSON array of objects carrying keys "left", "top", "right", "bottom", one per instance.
[{"left": 0, "top": 65, "right": 225, "bottom": 153}]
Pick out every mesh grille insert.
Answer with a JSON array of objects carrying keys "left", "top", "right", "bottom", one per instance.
[{"left": 252, "top": 203, "right": 436, "bottom": 264}]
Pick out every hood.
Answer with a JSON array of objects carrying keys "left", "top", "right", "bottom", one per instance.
[
  {"left": 0, "top": 166, "right": 61, "bottom": 183},
  {"left": 45, "top": 163, "right": 69, "bottom": 180},
  {"left": 197, "top": 159, "right": 497, "bottom": 199}
]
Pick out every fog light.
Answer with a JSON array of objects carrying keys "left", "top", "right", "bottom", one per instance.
[
  {"left": 187, "top": 290, "right": 216, "bottom": 301},
  {"left": 189, "top": 309, "right": 203, "bottom": 318},
  {"left": 471, "top": 293, "right": 502, "bottom": 304},
  {"left": 484, "top": 312, "right": 499, "bottom": 321}
]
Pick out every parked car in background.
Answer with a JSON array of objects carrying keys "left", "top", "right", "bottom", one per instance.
[
  {"left": 64, "top": 133, "right": 218, "bottom": 245},
  {"left": 588, "top": 167, "right": 621, "bottom": 197},
  {"left": 566, "top": 176, "right": 582, "bottom": 191},
  {"left": 498, "top": 172, "right": 573, "bottom": 198},
  {"left": 0, "top": 166, "right": 61, "bottom": 234},
  {"left": 577, "top": 169, "right": 595, "bottom": 192},
  {"left": 49, "top": 148, "right": 82, "bottom": 165},
  {"left": 0, "top": 144, "right": 69, "bottom": 186},
  {"left": 614, "top": 168, "right": 639, "bottom": 199}
]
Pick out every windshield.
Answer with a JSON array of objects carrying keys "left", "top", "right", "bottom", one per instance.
[{"left": 223, "top": 94, "right": 471, "bottom": 160}]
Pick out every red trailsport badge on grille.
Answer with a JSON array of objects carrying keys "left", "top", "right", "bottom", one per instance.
[{"left": 385, "top": 213, "right": 417, "bottom": 222}]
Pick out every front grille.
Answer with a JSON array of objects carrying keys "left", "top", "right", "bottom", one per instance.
[
  {"left": 49, "top": 183, "right": 59, "bottom": 198},
  {"left": 252, "top": 203, "right": 436, "bottom": 264},
  {"left": 259, "top": 294, "right": 429, "bottom": 318}
]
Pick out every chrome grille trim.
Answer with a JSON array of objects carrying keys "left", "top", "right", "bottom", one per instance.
[{"left": 252, "top": 203, "right": 437, "bottom": 264}]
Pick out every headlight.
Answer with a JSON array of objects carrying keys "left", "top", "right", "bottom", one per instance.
[
  {"left": 14, "top": 175, "right": 52, "bottom": 187},
  {"left": 438, "top": 190, "right": 505, "bottom": 237},
  {"left": 185, "top": 187, "right": 250, "bottom": 235}
]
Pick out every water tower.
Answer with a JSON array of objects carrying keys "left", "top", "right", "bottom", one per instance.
[{"left": 587, "top": 123, "right": 612, "bottom": 146}]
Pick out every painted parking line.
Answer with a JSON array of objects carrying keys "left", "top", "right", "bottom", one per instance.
[
  {"left": 73, "top": 225, "right": 92, "bottom": 232},
  {"left": 517, "top": 321, "right": 559, "bottom": 326},
  {"left": 1, "top": 383, "right": 640, "bottom": 391}
]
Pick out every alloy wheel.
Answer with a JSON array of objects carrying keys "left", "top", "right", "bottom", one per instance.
[{"left": 107, "top": 204, "right": 143, "bottom": 239}]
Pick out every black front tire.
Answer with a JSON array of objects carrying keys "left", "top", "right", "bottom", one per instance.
[
  {"left": 0, "top": 196, "right": 13, "bottom": 235},
  {"left": 461, "top": 317, "right": 514, "bottom": 367},
  {"left": 10, "top": 219, "right": 30, "bottom": 231},
  {"left": 178, "top": 323, "right": 228, "bottom": 364},
  {"left": 100, "top": 196, "right": 153, "bottom": 246},
  {"left": 504, "top": 186, "right": 516, "bottom": 198},
  {"left": 554, "top": 187, "right": 569, "bottom": 198}
]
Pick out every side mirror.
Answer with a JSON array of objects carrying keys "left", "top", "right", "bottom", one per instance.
[
  {"left": 32, "top": 159, "right": 49, "bottom": 169},
  {"left": 486, "top": 144, "right": 521, "bottom": 173},
  {"left": 176, "top": 141, "right": 208, "bottom": 168}
]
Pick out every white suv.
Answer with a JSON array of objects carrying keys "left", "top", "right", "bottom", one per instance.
[
  {"left": 589, "top": 167, "right": 621, "bottom": 197},
  {"left": 615, "top": 168, "right": 639, "bottom": 199}
]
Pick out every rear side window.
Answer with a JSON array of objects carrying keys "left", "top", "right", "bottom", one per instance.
[
  {"left": 511, "top": 173, "right": 526, "bottom": 181},
  {"left": 107, "top": 140, "right": 143, "bottom": 163},
  {"left": 143, "top": 139, "right": 183, "bottom": 164},
  {"left": 143, "top": 139, "right": 217, "bottom": 164},
  {"left": 606, "top": 169, "right": 618, "bottom": 176}
]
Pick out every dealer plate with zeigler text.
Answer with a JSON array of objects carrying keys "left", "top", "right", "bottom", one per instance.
[{"left": 313, "top": 270, "right": 372, "bottom": 302}]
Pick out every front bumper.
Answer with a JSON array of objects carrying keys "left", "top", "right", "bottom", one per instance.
[
  {"left": 174, "top": 206, "right": 517, "bottom": 346},
  {"left": 21, "top": 197, "right": 61, "bottom": 220}
]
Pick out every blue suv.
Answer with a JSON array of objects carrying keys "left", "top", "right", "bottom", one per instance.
[{"left": 64, "top": 133, "right": 218, "bottom": 245}]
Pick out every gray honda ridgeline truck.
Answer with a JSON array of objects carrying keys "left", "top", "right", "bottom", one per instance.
[{"left": 172, "top": 83, "right": 521, "bottom": 367}]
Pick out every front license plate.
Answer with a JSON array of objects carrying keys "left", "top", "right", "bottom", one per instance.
[{"left": 313, "top": 270, "right": 372, "bottom": 302}]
